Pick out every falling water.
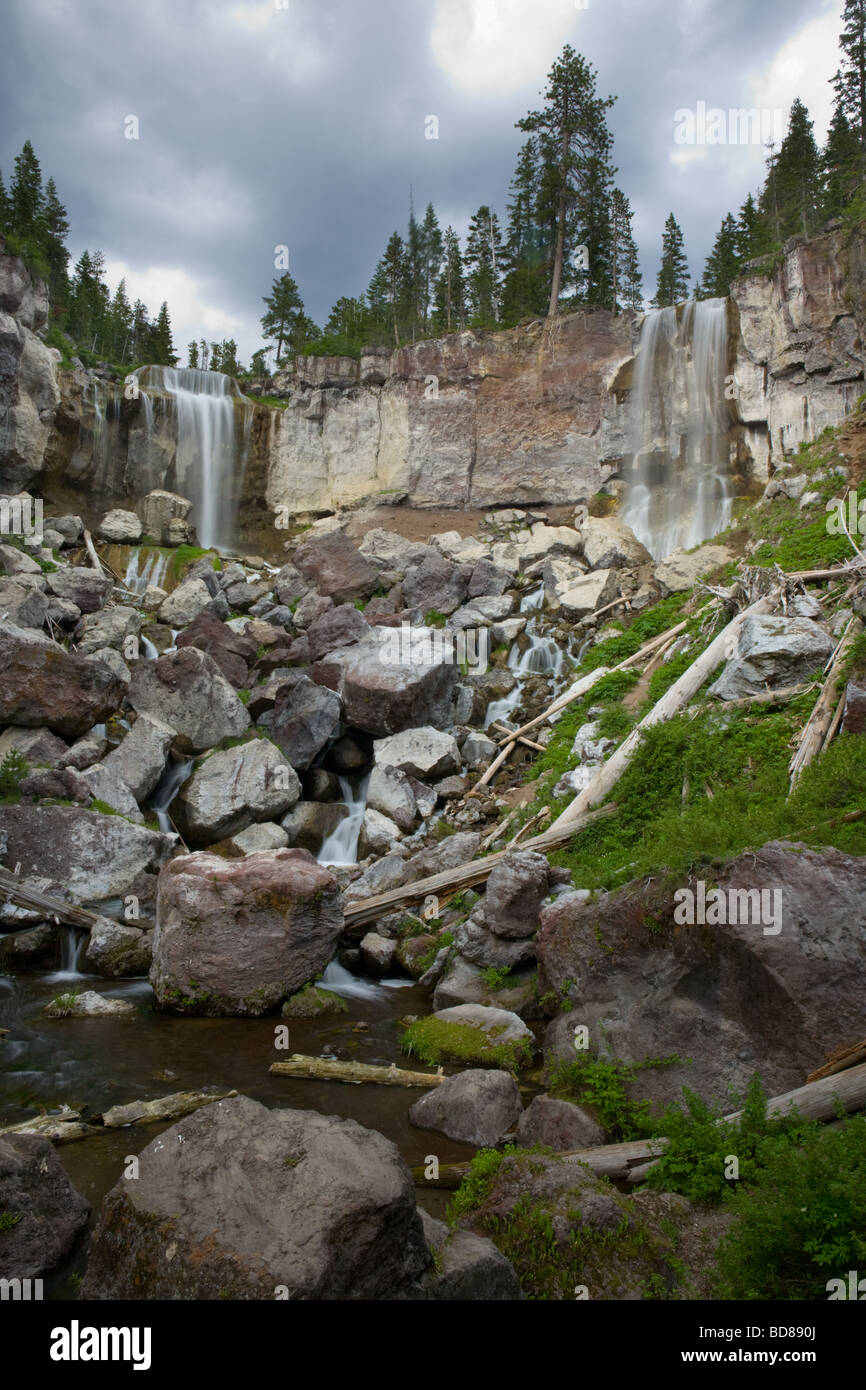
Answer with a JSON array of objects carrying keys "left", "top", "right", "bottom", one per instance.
[
  {"left": 148, "top": 755, "right": 195, "bottom": 834},
  {"left": 319, "top": 960, "right": 414, "bottom": 1001},
  {"left": 124, "top": 547, "right": 168, "bottom": 596},
  {"left": 621, "top": 298, "right": 733, "bottom": 559},
  {"left": 317, "top": 773, "right": 370, "bottom": 866},
  {"left": 134, "top": 367, "right": 254, "bottom": 550}
]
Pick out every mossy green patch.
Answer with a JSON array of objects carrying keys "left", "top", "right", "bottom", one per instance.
[{"left": 402, "top": 1016, "right": 533, "bottom": 1070}]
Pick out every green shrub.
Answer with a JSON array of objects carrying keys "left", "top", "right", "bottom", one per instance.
[
  {"left": 0, "top": 750, "right": 28, "bottom": 800},
  {"left": 547, "top": 1051, "right": 680, "bottom": 1141}
]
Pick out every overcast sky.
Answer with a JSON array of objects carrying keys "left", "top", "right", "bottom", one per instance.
[{"left": 0, "top": 0, "right": 845, "bottom": 363}]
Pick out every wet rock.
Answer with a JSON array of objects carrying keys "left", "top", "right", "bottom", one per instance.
[
  {"left": 45, "top": 565, "right": 112, "bottom": 613},
  {"left": 281, "top": 801, "right": 348, "bottom": 853},
  {"left": 409, "top": 1069, "right": 522, "bottom": 1146},
  {"left": 230, "top": 821, "right": 289, "bottom": 854},
  {"left": 0, "top": 922, "right": 57, "bottom": 965},
  {"left": 171, "top": 740, "right": 301, "bottom": 844},
  {"left": 423, "top": 1003, "right": 535, "bottom": 1066},
  {"left": 80, "top": 1096, "right": 429, "bottom": 1300},
  {"left": 306, "top": 602, "right": 369, "bottom": 661},
  {"left": 0, "top": 1134, "right": 89, "bottom": 1280},
  {"left": 324, "top": 733, "right": 369, "bottom": 772},
  {"left": 579, "top": 517, "right": 651, "bottom": 570},
  {"left": 708, "top": 615, "right": 836, "bottom": 701},
  {"left": 151, "top": 848, "right": 343, "bottom": 1014},
  {"left": 303, "top": 766, "right": 342, "bottom": 802},
  {"left": 128, "top": 648, "right": 250, "bottom": 753},
  {"left": 81, "top": 763, "right": 143, "bottom": 821},
  {"left": 0, "top": 622, "right": 124, "bottom": 737},
  {"left": 44, "top": 989, "right": 136, "bottom": 1017},
  {"left": 360, "top": 931, "right": 397, "bottom": 974},
  {"left": 84, "top": 920, "right": 152, "bottom": 977},
  {"left": 281, "top": 985, "right": 348, "bottom": 1018},
  {"left": 374, "top": 727, "right": 461, "bottom": 780},
  {"left": 515, "top": 1095, "right": 605, "bottom": 1150},
  {"left": 367, "top": 765, "right": 417, "bottom": 832}
]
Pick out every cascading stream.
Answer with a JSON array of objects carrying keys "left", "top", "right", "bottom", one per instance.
[
  {"left": 621, "top": 297, "right": 733, "bottom": 559},
  {"left": 317, "top": 772, "right": 371, "bottom": 867},
  {"left": 134, "top": 366, "right": 254, "bottom": 550}
]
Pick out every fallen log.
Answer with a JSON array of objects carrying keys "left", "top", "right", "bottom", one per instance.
[
  {"left": 807, "top": 1040, "right": 866, "bottom": 1084},
  {"left": 692, "top": 682, "right": 813, "bottom": 715},
  {"left": 270, "top": 1054, "right": 446, "bottom": 1087},
  {"left": 98, "top": 1088, "right": 238, "bottom": 1128},
  {"left": 0, "top": 867, "right": 104, "bottom": 932},
  {"left": 789, "top": 617, "right": 862, "bottom": 790},
  {"left": 412, "top": 1138, "right": 668, "bottom": 1189},
  {"left": 551, "top": 592, "right": 780, "bottom": 830},
  {"left": 342, "top": 802, "right": 617, "bottom": 929},
  {"left": 0, "top": 1107, "right": 97, "bottom": 1144}
]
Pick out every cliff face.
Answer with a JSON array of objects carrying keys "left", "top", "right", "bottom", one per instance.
[
  {"left": 0, "top": 242, "right": 61, "bottom": 492},
  {"left": 2, "top": 225, "right": 865, "bottom": 519},
  {"left": 263, "top": 310, "right": 635, "bottom": 516},
  {"left": 730, "top": 225, "right": 866, "bottom": 478}
]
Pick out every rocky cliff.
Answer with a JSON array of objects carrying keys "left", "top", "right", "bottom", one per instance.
[{"left": 2, "top": 223, "right": 865, "bottom": 523}]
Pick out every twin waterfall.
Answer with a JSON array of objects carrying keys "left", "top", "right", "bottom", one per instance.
[
  {"left": 621, "top": 298, "right": 733, "bottom": 560},
  {"left": 134, "top": 366, "right": 254, "bottom": 550}
]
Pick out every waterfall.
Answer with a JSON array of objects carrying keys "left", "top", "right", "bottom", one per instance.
[
  {"left": 621, "top": 298, "right": 733, "bottom": 559},
  {"left": 317, "top": 773, "right": 370, "bottom": 866},
  {"left": 124, "top": 547, "right": 168, "bottom": 596},
  {"left": 134, "top": 367, "right": 254, "bottom": 550},
  {"left": 148, "top": 755, "right": 195, "bottom": 834}
]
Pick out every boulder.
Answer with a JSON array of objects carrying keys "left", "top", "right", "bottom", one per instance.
[
  {"left": 19, "top": 765, "right": 91, "bottom": 804},
  {"left": 171, "top": 741, "right": 301, "bottom": 844},
  {"left": 281, "top": 801, "right": 348, "bottom": 853},
  {"left": 358, "top": 807, "right": 401, "bottom": 856},
  {"left": 230, "top": 821, "right": 290, "bottom": 854},
  {"left": 0, "top": 542, "right": 41, "bottom": 575},
  {"left": 537, "top": 842, "right": 866, "bottom": 1110},
  {"left": 520, "top": 524, "right": 583, "bottom": 566},
  {"left": 0, "top": 576, "right": 49, "bottom": 628},
  {"left": 97, "top": 509, "right": 142, "bottom": 543},
  {"left": 136, "top": 490, "right": 192, "bottom": 543},
  {"left": 0, "top": 725, "right": 68, "bottom": 766},
  {"left": 412, "top": 1211, "right": 521, "bottom": 1301},
  {"left": 263, "top": 675, "right": 343, "bottom": 771},
  {"left": 708, "top": 615, "right": 836, "bottom": 701},
  {"left": 44, "top": 990, "right": 136, "bottom": 1017},
  {"left": 272, "top": 561, "right": 309, "bottom": 607},
  {"left": 360, "top": 931, "right": 397, "bottom": 974},
  {"left": 45, "top": 565, "right": 112, "bottom": 613},
  {"left": 0, "top": 1134, "right": 88, "bottom": 1280},
  {"left": 0, "top": 804, "right": 175, "bottom": 910},
  {"left": 317, "top": 628, "right": 458, "bottom": 736},
  {"left": 157, "top": 577, "right": 215, "bottom": 627},
  {"left": 0, "top": 622, "right": 124, "bottom": 737},
  {"left": 579, "top": 517, "right": 652, "bottom": 570},
  {"left": 128, "top": 648, "right": 250, "bottom": 753},
  {"left": 450, "top": 920, "right": 537, "bottom": 972},
  {"left": 472, "top": 850, "right": 551, "bottom": 939},
  {"left": 151, "top": 848, "right": 343, "bottom": 1014},
  {"left": 306, "top": 602, "right": 370, "bottom": 661},
  {"left": 58, "top": 732, "right": 108, "bottom": 770},
  {"left": 358, "top": 528, "right": 431, "bottom": 570},
  {"left": 515, "top": 1095, "right": 605, "bottom": 1150},
  {"left": 366, "top": 764, "right": 417, "bottom": 832},
  {"left": 292, "top": 531, "right": 379, "bottom": 604},
  {"left": 422, "top": 1003, "right": 535, "bottom": 1066},
  {"left": 84, "top": 919, "right": 152, "bottom": 977},
  {"left": 81, "top": 763, "right": 144, "bottom": 822},
  {"left": 374, "top": 727, "right": 461, "bottom": 780},
  {"left": 653, "top": 544, "right": 734, "bottom": 595},
  {"left": 74, "top": 605, "right": 141, "bottom": 656},
  {"left": 408, "top": 1069, "right": 523, "bottom": 1146},
  {"left": 175, "top": 612, "right": 256, "bottom": 689},
  {"left": 102, "top": 713, "right": 175, "bottom": 802},
  {"left": 556, "top": 569, "right": 620, "bottom": 619},
  {"left": 80, "top": 1097, "right": 430, "bottom": 1300},
  {"left": 401, "top": 550, "right": 470, "bottom": 615}
]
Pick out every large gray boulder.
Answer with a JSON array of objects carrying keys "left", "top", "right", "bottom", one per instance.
[
  {"left": 0, "top": 804, "right": 175, "bottom": 911},
  {"left": 84, "top": 919, "right": 152, "bottom": 977},
  {"left": 74, "top": 605, "right": 141, "bottom": 656},
  {"left": 578, "top": 516, "right": 652, "bottom": 570},
  {"left": 102, "top": 713, "right": 175, "bottom": 802},
  {"left": 537, "top": 842, "right": 866, "bottom": 1110},
  {"left": 401, "top": 550, "right": 470, "bottom": 615},
  {"left": 412, "top": 1211, "right": 522, "bottom": 1300},
  {"left": 292, "top": 531, "right": 379, "bottom": 604},
  {"left": 0, "top": 621, "right": 124, "bottom": 737},
  {"left": 136, "top": 489, "right": 192, "bottom": 543},
  {"left": 708, "top": 614, "right": 836, "bottom": 700},
  {"left": 408, "top": 1069, "right": 523, "bottom": 1146},
  {"left": 261, "top": 674, "right": 342, "bottom": 771},
  {"left": 157, "top": 577, "right": 215, "bottom": 627},
  {"left": 128, "top": 647, "right": 249, "bottom": 753},
  {"left": 472, "top": 850, "right": 551, "bottom": 939},
  {"left": 0, "top": 1134, "right": 89, "bottom": 1280},
  {"left": 374, "top": 727, "right": 461, "bottom": 780},
  {"left": 515, "top": 1095, "right": 605, "bottom": 1150},
  {"left": 45, "top": 565, "right": 112, "bottom": 613},
  {"left": 366, "top": 764, "right": 418, "bottom": 832},
  {"left": 96, "top": 509, "right": 142, "bottom": 543},
  {"left": 170, "top": 740, "right": 301, "bottom": 844},
  {"left": 80, "top": 1096, "right": 430, "bottom": 1300},
  {"left": 315, "top": 627, "right": 458, "bottom": 737},
  {"left": 151, "top": 848, "right": 343, "bottom": 1014}
]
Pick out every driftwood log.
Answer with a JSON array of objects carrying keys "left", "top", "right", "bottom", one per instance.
[
  {"left": 270, "top": 1055, "right": 446, "bottom": 1087},
  {"left": 788, "top": 616, "right": 862, "bottom": 789},
  {"left": 0, "top": 867, "right": 104, "bottom": 932}
]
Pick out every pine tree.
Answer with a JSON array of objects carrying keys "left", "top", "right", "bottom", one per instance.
[
  {"left": 261, "top": 271, "right": 305, "bottom": 365},
  {"left": 571, "top": 154, "right": 614, "bottom": 307},
  {"left": 697, "top": 214, "right": 740, "bottom": 299},
  {"left": 653, "top": 214, "right": 689, "bottom": 307},
  {"left": 432, "top": 226, "right": 466, "bottom": 332},
  {"left": 219, "top": 339, "right": 241, "bottom": 376},
  {"left": 609, "top": 188, "right": 642, "bottom": 312},
  {"left": 367, "top": 232, "right": 408, "bottom": 346},
  {"left": 187, "top": 340, "right": 199, "bottom": 368},
  {"left": 210, "top": 342, "right": 222, "bottom": 372},
  {"left": 250, "top": 348, "right": 271, "bottom": 377},
  {"left": 517, "top": 44, "right": 617, "bottom": 317},
  {"left": 322, "top": 296, "right": 370, "bottom": 354},
  {"left": 500, "top": 137, "right": 549, "bottom": 323},
  {"left": 769, "top": 98, "right": 822, "bottom": 240},
  {"left": 405, "top": 200, "right": 424, "bottom": 340},
  {"left": 823, "top": 106, "right": 863, "bottom": 215},
  {"left": 735, "top": 193, "right": 770, "bottom": 264},
  {"left": 152, "top": 302, "right": 176, "bottom": 366},
  {"left": 107, "top": 278, "right": 133, "bottom": 361},
  {"left": 833, "top": 0, "right": 866, "bottom": 150},
  {"left": 464, "top": 206, "right": 504, "bottom": 325},
  {"left": 130, "top": 300, "right": 149, "bottom": 361},
  {"left": 9, "top": 140, "right": 43, "bottom": 243},
  {"left": 199, "top": 339, "right": 209, "bottom": 371},
  {"left": 67, "top": 249, "right": 110, "bottom": 350},
  {"left": 419, "top": 202, "right": 443, "bottom": 335},
  {"left": 0, "top": 171, "right": 9, "bottom": 235},
  {"left": 40, "top": 177, "right": 69, "bottom": 309}
]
